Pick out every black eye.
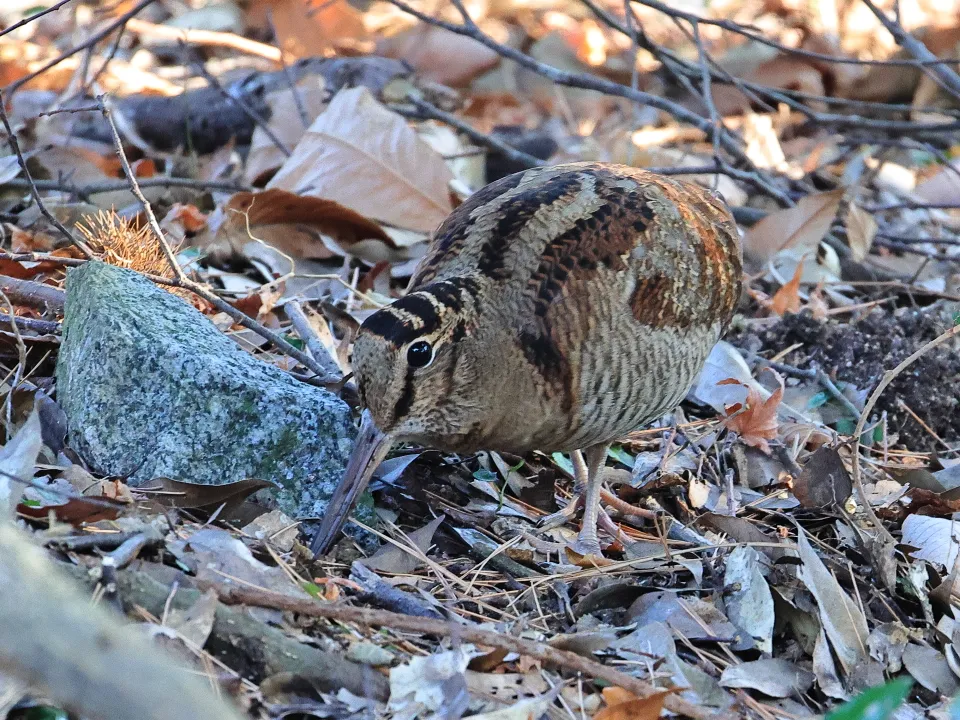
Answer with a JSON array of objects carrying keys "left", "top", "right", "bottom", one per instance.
[{"left": 406, "top": 340, "right": 433, "bottom": 368}]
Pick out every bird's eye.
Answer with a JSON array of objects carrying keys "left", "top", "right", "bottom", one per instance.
[{"left": 406, "top": 340, "right": 434, "bottom": 368}]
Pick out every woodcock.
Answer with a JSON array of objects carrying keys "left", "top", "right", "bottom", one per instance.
[{"left": 311, "top": 161, "right": 742, "bottom": 557}]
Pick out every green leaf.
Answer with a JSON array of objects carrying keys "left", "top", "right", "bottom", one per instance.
[
  {"left": 825, "top": 678, "right": 912, "bottom": 720},
  {"left": 607, "top": 445, "right": 635, "bottom": 468},
  {"left": 301, "top": 581, "right": 324, "bottom": 599},
  {"left": 807, "top": 391, "right": 829, "bottom": 409}
]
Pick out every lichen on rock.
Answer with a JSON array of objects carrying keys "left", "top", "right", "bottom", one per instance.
[{"left": 55, "top": 261, "right": 358, "bottom": 520}]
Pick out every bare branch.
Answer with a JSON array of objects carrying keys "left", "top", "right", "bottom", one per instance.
[
  {"left": 5, "top": 0, "right": 161, "bottom": 96},
  {"left": 0, "top": 91, "right": 94, "bottom": 258}
]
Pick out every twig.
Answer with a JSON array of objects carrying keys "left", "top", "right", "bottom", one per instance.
[
  {"left": 0, "top": 0, "right": 74, "bottom": 40},
  {"left": 630, "top": 0, "right": 960, "bottom": 68},
  {"left": 0, "top": 91, "right": 94, "bottom": 258},
  {"left": 123, "top": 17, "right": 283, "bottom": 62},
  {"left": 99, "top": 96, "right": 186, "bottom": 284},
  {"left": 851, "top": 322, "right": 960, "bottom": 543},
  {"left": 0, "top": 252, "right": 86, "bottom": 268},
  {"left": 4, "top": 177, "right": 250, "bottom": 197},
  {"left": 96, "top": 97, "right": 338, "bottom": 386},
  {"left": 0, "top": 313, "right": 58, "bottom": 337},
  {"left": 203, "top": 582, "right": 722, "bottom": 720},
  {"left": 404, "top": 95, "right": 544, "bottom": 169},
  {"left": 5, "top": 0, "right": 161, "bottom": 96},
  {"left": 860, "top": 0, "right": 960, "bottom": 102},
  {"left": 816, "top": 370, "right": 863, "bottom": 421},
  {"left": 384, "top": 0, "right": 790, "bottom": 206},
  {"left": 0, "top": 276, "right": 66, "bottom": 309},
  {"left": 283, "top": 300, "right": 342, "bottom": 383}
]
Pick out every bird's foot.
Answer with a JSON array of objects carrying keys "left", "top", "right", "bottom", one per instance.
[{"left": 566, "top": 508, "right": 622, "bottom": 558}]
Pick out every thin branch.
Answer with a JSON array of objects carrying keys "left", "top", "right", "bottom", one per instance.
[
  {"left": 384, "top": 0, "right": 790, "bottom": 206},
  {"left": 204, "top": 582, "right": 720, "bottom": 720},
  {"left": 0, "top": 315, "right": 60, "bottom": 335},
  {"left": 5, "top": 0, "right": 161, "bottom": 96},
  {"left": 3, "top": 176, "right": 250, "bottom": 197},
  {"left": 631, "top": 0, "right": 960, "bottom": 68},
  {"left": 283, "top": 300, "right": 342, "bottom": 383},
  {"left": 403, "top": 95, "right": 544, "bottom": 169},
  {"left": 99, "top": 95, "right": 187, "bottom": 284},
  {"left": 123, "top": 17, "right": 283, "bottom": 62},
  {"left": 0, "top": 91, "right": 94, "bottom": 258},
  {"left": 860, "top": 0, "right": 960, "bottom": 102},
  {"left": 0, "top": 0, "right": 75, "bottom": 40},
  {"left": 0, "top": 276, "right": 65, "bottom": 309}
]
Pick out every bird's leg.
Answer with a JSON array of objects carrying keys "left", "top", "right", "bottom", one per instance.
[
  {"left": 537, "top": 449, "right": 590, "bottom": 530},
  {"left": 570, "top": 443, "right": 610, "bottom": 557}
]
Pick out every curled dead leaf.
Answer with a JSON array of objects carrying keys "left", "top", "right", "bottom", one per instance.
[
  {"left": 595, "top": 687, "right": 677, "bottom": 720},
  {"left": 720, "top": 370, "right": 784, "bottom": 454},
  {"left": 742, "top": 188, "right": 844, "bottom": 266},
  {"left": 770, "top": 261, "right": 803, "bottom": 316},
  {"left": 212, "top": 188, "right": 404, "bottom": 265}
]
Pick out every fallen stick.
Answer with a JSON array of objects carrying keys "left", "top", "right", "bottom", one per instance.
[
  {"left": 59, "top": 561, "right": 389, "bottom": 701},
  {"left": 0, "top": 523, "right": 244, "bottom": 720},
  {"left": 204, "top": 582, "right": 726, "bottom": 720}
]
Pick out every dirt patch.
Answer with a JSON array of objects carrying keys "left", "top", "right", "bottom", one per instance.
[{"left": 732, "top": 308, "right": 960, "bottom": 449}]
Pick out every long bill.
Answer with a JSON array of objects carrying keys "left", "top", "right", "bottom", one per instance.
[{"left": 310, "top": 409, "right": 394, "bottom": 557}]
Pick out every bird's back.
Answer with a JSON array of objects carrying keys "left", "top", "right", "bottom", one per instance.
[{"left": 405, "top": 162, "right": 741, "bottom": 452}]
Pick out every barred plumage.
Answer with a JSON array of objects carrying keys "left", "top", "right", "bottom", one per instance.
[{"left": 312, "top": 162, "right": 742, "bottom": 557}]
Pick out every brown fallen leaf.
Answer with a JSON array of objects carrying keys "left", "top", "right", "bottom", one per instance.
[
  {"left": 245, "top": 76, "right": 329, "bottom": 184},
  {"left": 720, "top": 370, "right": 784, "bottom": 454},
  {"left": 268, "top": 86, "right": 454, "bottom": 234},
  {"left": 377, "top": 23, "right": 500, "bottom": 87},
  {"left": 247, "top": 0, "right": 369, "bottom": 58},
  {"left": 742, "top": 188, "right": 844, "bottom": 266},
  {"left": 137, "top": 477, "right": 277, "bottom": 511},
  {"left": 213, "top": 188, "right": 404, "bottom": 265},
  {"left": 594, "top": 687, "right": 675, "bottom": 720},
  {"left": 770, "top": 261, "right": 803, "bottom": 316}
]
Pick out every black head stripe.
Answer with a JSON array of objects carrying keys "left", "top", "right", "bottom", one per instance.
[{"left": 360, "top": 280, "right": 479, "bottom": 346}]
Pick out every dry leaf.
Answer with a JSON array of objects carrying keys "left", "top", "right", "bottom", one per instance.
[
  {"left": 268, "top": 86, "right": 454, "bottom": 234},
  {"left": 213, "top": 188, "right": 404, "bottom": 264},
  {"left": 797, "top": 527, "right": 869, "bottom": 675},
  {"left": 594, "top": 687, "right": 674, "bottom": 720},
  {"left": 913, "top": 159, "right": 960, "bottom": 204},
  {"left": 742, "top": 188, "right": 844, "bottom": 265},
  {"left": 770, "top": 261, "right": 803, "bottom": 316},
  {"left": 249, "top": 0, "right": 368, "bottom": 58},
  {"left": 377, "top": 24, "right": 500, "bottom": 87},
  {"left": 845, "top": 203, "right": 877, "bottom": 262},
  {"left": 245, "top": 76, "right": 329, "bottom": 184},
  {"left": 138, "top": 478, "right": 277, "bottom": 511},
  {"left": 720, "top": 370, "right": 784, "bottom": 454}
]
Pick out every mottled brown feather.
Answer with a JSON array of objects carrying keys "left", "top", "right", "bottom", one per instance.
[{"left": 350, "top": 162, "right": 742, "bottom": 455}]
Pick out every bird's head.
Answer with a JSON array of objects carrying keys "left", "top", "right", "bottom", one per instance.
[
  {"left": 352, "top": 280, "right": 478, "bottom": 441},
  {"left": 310, "top": 277, "right": 481, "bottom": 556}
]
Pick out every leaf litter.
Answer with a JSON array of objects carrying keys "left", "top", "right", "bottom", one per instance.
[{"left": 2, "top": 0, "right": 960, "bottom": 718}]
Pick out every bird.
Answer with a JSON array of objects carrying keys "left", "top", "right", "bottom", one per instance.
[{"left": 310, "top": 161, "right": 742, "bottom": 558}]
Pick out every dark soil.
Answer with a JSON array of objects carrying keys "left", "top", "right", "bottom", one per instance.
[{"left": 732, "top": 308, "right": 960, "bottom": 449}]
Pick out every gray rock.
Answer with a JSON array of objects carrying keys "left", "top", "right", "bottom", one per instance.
[{"left": 55, "top": 261, "right": 356, "bottom": 519}]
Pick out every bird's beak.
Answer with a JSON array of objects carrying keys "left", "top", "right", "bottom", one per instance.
[{"left": 310, "top": 409, "right": 393, "bottom": 557}]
